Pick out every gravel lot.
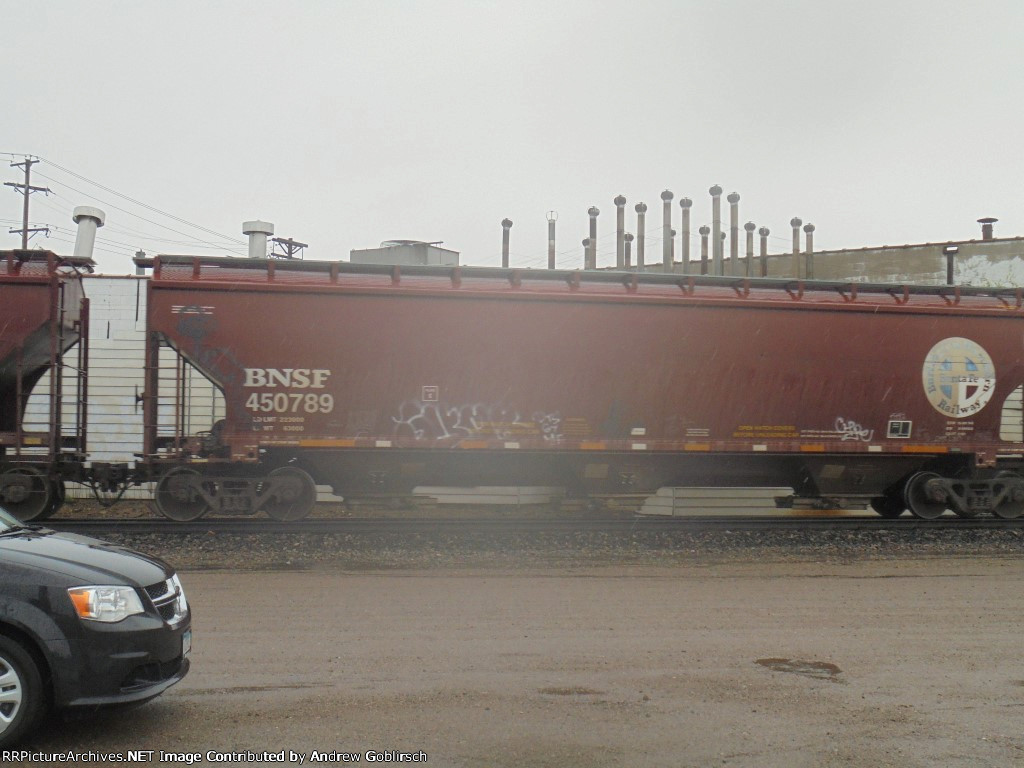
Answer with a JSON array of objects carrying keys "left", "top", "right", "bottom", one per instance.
[{"left": 17, "top": 509, "right": 1024, "bottom": 767}]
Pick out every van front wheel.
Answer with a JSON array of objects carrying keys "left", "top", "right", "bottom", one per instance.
[{"left": 0, "top": 635, "right": 46, "bottom": 747}]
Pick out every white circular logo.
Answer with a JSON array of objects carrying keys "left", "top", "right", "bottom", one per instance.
[{"left": 922, "top": 337, "right": 996, "bottom": 418}]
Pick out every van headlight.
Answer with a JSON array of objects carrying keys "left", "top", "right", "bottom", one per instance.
[{"left": 68, "top": 586, "right": 145, "bottom": 623}]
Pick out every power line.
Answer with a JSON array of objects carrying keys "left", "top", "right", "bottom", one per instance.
[
  {"left": 38, "top": 157, "right": 245, "bottom": 245},
  {"left": 32, "top": 177, "right": 247, "bottom": 257}
]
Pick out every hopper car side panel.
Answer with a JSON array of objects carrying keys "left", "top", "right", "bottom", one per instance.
[
  {"left": 0, "top": 252, "right": 91, "bottom": 520},
  {"left": 139, "top": 258, "right": 1024, "bottom": 518}
]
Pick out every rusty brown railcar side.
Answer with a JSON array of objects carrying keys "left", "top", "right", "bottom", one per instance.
[
  {"left": 135, "top": 256, "right": 1024, "bottom": 520},
  {"left": 0, "top": 251, "right": 92, "bottom": 520}
]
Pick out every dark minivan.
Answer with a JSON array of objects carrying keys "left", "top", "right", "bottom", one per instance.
[{"left": 0, "top": 504, "right": 190, "bottom": 746}]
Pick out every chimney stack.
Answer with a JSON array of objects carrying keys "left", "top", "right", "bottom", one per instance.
[
  {"left": 744, "top": 221, "right": 756, "bottom": 277},
  {"left": 758, "top": 226, "right": 770, "bottom": 277},
  {"left": 614, "top": 195, "right": 627, "bottom": 269},
  {"left": 546, "top": 211, "right": 557, "bottom": 269},
  {"left": 727, "top": 192, "right": 740, "bottom": 276},
  {"left": 978, "top": 217, "right": 998, "bottom": 240},
  {"left": 624, "top": 232, "right": 634, "bottom": 269},
  {"left": 243, "top": 220, "right": 274, "bottom": 259},
  {"left": 803, "top": 223, "right": 815, "bottom": 279},
  {"left": 72, "top": 206, "right": 105, "bottom": 261},
  {"left": 635, "top": 203, "right": 647, "bottom": 270},
  {"left": 587, "top": 207, "right": 600, "bottom": 269},
  {"left": 699, "top": 225, "right": 710, "bottom": 275},
  {"left": 679, "top": 197, "right": 692, "bottom": 275},
  {"left": 501, "top": 218, "right": 513, "bottom": 268},
  {"left": 789, "top": 217, "right": 802, "bottom": 277},
  {"left": 710, "top": 186, "right": 723, "bottom": 275},
  {"left": 661, "top": 190, "right": 674, "bottom": 273}
]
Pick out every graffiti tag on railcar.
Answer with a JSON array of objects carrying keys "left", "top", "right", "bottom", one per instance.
[{"left": 391, "top": 400, "right": 563, "bottom": 443}]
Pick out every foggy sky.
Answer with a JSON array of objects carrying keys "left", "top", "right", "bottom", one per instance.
[{"left": 3, "top": 0, "right": 1023, "bottom": 274}]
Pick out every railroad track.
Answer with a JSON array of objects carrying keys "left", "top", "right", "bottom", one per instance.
[{"left": 43, "top": 515, "right": 1024, "bottom": 536}]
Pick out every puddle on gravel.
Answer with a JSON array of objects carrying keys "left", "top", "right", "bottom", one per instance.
[
  {"left": 755, "top": 658, "right": 843, "bottom": 682},
  {"left": 538, "top": 686, "right": 605, "bottom": 696}
]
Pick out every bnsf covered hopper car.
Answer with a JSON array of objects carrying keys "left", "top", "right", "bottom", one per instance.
[
  {"left": 0, "top": 252, "right": 91, "bottom": 520},
  {"left": 130, "top": 255, "right": 1024, "bottom": 522}
]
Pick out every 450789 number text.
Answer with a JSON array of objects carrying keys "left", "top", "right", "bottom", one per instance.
[{"left": 245, "top": 392, "right": 335, "bottom": 414}]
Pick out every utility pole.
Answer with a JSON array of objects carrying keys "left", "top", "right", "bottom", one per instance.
[
  {"left": 270, "top": 236, "right": 308, "bottom": 259},
  {"left": 5, "top": 157, "right": 50, "bottom": 248}
]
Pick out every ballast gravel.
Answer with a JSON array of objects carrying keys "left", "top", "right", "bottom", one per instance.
[{"left": 90, "top": 521, "right": 1024, "bottom": 572}]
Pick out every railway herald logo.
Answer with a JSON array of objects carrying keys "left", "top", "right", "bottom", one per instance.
[{"left": 922, "top": 337, "right": 996, "bottom": 418}]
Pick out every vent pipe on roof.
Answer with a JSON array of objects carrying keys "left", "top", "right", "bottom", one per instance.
[
  {"left": 758, "top": 226, "right": 770, "bottom": 277},
  {"left": 72, "top": 206, "right": 105, "bottom": 261},
  {"left": 661, "top": 190, "right": 674, "bottom": 273},
  {"left": 699, "top": 225, "right": 710, "bottom": 275},
  {"left": 709, "top": 186, "right": 723, "bottom": 275},
  {"left": 624, "top": 232, "right": 633, "bottom": 269},
  {"left": 727, "top": 193, "right": 740, "bottom": 276},
  {"left": 243, "top": 220, "right": 274, "bottom": 259},
  {"left": 789, "top": 217, "right": 802, "bottom": 278},
  {"left": 978, "top": 217, "right": 998, "bottom": 240},
  {"left": 679, "top": 198, "right": 692, "bottom": 275},
  {"left": 614, "top": 195, "right": 626, "bottom": 269},
  {"left": 803, "top": 223, "right": 815, "bottom": 279},
  {"left": 586, "top": 207, "right": 600, "bottom": 269},
  {"left": 501, "top": 218, "right": 513, "bottom": 268},
  {"left": 744, "top": 222, "right": 756, "bottom": 277},
  {"left": 546, "top": 211, "right": 557, "bottom": 269},
  {"left": 635, "top": 203, "right": 647, "bottom": 271}
]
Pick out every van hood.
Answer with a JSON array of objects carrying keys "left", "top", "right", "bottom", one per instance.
[{"left": 0, "top": 528, "right": 173, "bottom": 587}]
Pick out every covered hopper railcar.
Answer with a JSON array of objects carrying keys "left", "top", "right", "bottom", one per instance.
[
  {"left": 133, "top": 255, "right": 1024, "bottom": 521},
  {"left": 0, "top": 251, "right": 92, "bottom": 520}
]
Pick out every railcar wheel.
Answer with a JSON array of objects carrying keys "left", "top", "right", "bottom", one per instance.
[
  {"left": 0, "top": 636, "right": 46, "bottom": 748},
  {"left": 993, "top": 472, "right": 1024, "bottom": 520},
  {"left": 155, "top": 468, "right": 209, "bottom": 522},
  {"left": 0, "top": 467, "right": 53, "bottom": 522},
  {"left": 263, "top": 467, "right": 317, "bottom": 522},
  {"left": 34, "top": 479, "right": 66, "bottom": 521},
  {"left": 869, "top": 495, "right": 905, "bottom": 519},
  {"left": 904, "top": 471, "right": 949, "bottom": 520}
]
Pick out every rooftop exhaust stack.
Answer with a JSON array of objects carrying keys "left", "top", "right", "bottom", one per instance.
[
  {"left": 635, "top": 203, "right": 647, "bottom": 270},
  {"left": 790, "top": 217, "right": 802, "bottom": 277},
  {"left": 758, "top": 227, "right": 770, "bottom": 277},
  {"left": 546, "top": 211, "right": 557, "bottom": 269},
  {"left": 243, "top": 220, "right": 274, "bottom": 259},
  {"left": 72, "top": 206, "right": 105, "bottom": 261},
  {"left": 661, "top": 190, "right": 674, "bottom": 273},
  {"left": 679, "top": 198, "right": 692, "bottom": 275},
  {"left": 587, "top": 207, "right": 600, "bottom": 270},
  {"left": 501, "top": 218, "right": 513, "bottom": 268},
  {"left": 614, "top": 195, "right": 627, "bottom": 269},
  {"left": 978, "top": 217, "right": 998, "bottom": 240},
  {"left": 709, "top": 186, "right": 723, "bottom": 275}
]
